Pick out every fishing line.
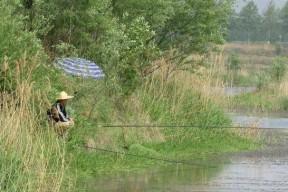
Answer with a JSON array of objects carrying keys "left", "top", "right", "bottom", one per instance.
[
  {"left": 100, "top": 124, "right": 288, "bottom": 130},
  {"left": 84, "top": 146, "right": 217, "bottom": 169}
]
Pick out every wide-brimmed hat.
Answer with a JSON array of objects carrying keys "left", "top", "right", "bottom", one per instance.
[{"left": 56, "top": 91, "right": 74, "bottom": 100}]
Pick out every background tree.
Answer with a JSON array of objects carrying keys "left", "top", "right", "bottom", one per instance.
[
  {"left": 262, "top": 0, "right": 280, "bottom": 43},
  {"left": 238, "top": 1, "right": 262, "bottom": 42},
  {"left": 227, "top": 9, "right": 242, "bottom": 41},
  {"left": 113, "top": 0, "right": 234, "bottom": 75},
  {"left": 279, "top": 0, "right": 288, "bottom": 42}
]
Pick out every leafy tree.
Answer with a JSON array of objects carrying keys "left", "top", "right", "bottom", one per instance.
[
  {"left": 262, "top": 0, "right": 280, "bottom": 43},
  {"left": 0, "top": 0, "right": 45, "bottom": 61},
  {"left": 227, "top": 9, "right": 242, "bottom": 41},
  {"left": 279, "top": 1, "right": 288, "bottom": 42},
  {"left": 238, "top": 1, "right": 261, "bottom": 42},
  {"left": 113, "top": 0, "right": 234, "bottom": 73},
  {"left": 0, "top": 0, "right": 46, "bottom": 91},
  {"left": 156, "top": 0, "right": 233, "bottom": 56},
  {"left": 111, "top": 0, "right": 174, "bottom": 31}
]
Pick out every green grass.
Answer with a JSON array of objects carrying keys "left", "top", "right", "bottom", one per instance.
[
  {"left": 0, "top": 54, "right": 265, "bottom": 191},
  {"left": 226, "top": 87, "right": 288, "bottom": 112},
  {"left": 144, "top": 129, "right": 261, "bottom": 159},
  {"left": 64, "top": 75, "right": 263, "bottom": 184}
]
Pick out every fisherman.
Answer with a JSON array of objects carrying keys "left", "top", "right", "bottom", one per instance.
[{"left": 47, "top": 91, "right": 74, "bottom": 137}]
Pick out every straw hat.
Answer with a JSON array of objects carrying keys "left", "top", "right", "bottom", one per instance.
[{"left": 56, "top": 91, "right": 74, "bottom": 100}]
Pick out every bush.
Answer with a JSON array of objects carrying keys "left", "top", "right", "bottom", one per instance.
[
  {"left": 270, "top": 57, "right": 287, "bottom": 82},
  {"left": 227, "top": 52, "right": 241, "bottom": 71}
]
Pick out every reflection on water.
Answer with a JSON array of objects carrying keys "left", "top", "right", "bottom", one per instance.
[{"left": 82, "top": 161, "right": 228, "bottom": 192}]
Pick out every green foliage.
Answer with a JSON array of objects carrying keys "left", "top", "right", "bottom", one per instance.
[
  {"left": 0, "top": 1, "right": 46, "bottom": 61},
  {"left": 270, "top": 57, "right": 287, "bottom": 82},
  {"left": 276, "top": 43, "right": 282, "bottom": 56},
  {"left": 255, "top": 70, "right": 270, "bottom": 90},
  {"left": 228, "top": 89, "right": 279, "bottom": 111},
  {"left": 279, "top": 1, "right": 288, "bottom": 41},
  {"left": 238, "top": 1, "right": 261, "bottom": 42},
  {"left": 22, "top": 0, "right": 33, "bottom": 9},
  {"left": 112, "top": 0, "right": 174, "bottom": 31},
  {"left": 156, "top": 0, "right": 233, "bottom": 55},
  {"left": 279, "top": 97, "right": 288, "bottom": 111},
  {"left": 262, "top": 1, "right": 280, "bottom": 42},
  {"left": 227, "top": 52, "right": 242, "bottom": 70},
  {"left": 53, "top": 41, "right": 78, "bottom": 58},
  {"left": 141, "top": 78, "right": 231, "bottom": 126}
]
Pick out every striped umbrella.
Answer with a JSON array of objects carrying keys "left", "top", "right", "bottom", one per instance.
[{"left": 56, "top": 57, "right": 105, "bottom": 79}]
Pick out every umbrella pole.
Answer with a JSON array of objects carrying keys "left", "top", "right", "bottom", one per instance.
[
  {"left": 88, "top": 86, "right": 104, "bottom": 121},
  {"left": 88, "top": 96, "right": 98, "bottom": 120}
]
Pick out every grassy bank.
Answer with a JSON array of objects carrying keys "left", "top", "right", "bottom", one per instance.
[
  {"left": 0, "top": 55, "right": 264, "bottom": 191},
  {"left": 66, "top": 67, "right": 263, "bottom": 183}
]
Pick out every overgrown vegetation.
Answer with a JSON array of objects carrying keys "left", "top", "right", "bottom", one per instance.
[
  {"left": 221, "top": 43, "right": 288, "bottom": 112},
  {"left": 0, "top": 0, "right": 269, "bottom": 191}
]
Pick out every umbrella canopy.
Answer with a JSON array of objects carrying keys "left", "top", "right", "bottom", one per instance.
[{"left": 56, "top": 57, "right": 105, "bottom": 79}]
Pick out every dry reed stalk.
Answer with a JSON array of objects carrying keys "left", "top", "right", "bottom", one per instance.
[
  {"left": 224, "top": 42, "right": 275, "bottom": 53},
  {"left": 0, "top": 55, "right": 69, "bottom": 192},
  {"left": 277, "top": 71, "right": 288, "bottom": 97},
  {"left": 243, "top": 121, "right": 261, "bottom": 139},
  {"left": 1, "top": 55, "right": 9, "bottom": 72}
]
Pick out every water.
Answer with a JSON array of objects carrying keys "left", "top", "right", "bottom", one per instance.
[
  {"left": 83, "top": 162, "right": 228, "bottom": 192},
  {"left": 230, "top": 111, "right": 288, "bottom": 129},
  {"left": 210, "top": 86, "right": 257, "bottom": 96}
]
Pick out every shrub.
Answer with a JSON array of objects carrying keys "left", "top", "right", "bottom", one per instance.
[
  {"left": 227, "top": 52, "right": 242, "bottom": 71},
  {"left": 270, "top": 57, "right": 287, "bottom": 82}
]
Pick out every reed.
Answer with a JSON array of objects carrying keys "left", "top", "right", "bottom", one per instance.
[{"left": 0, "top": 56, "right": 73, "bottom": 191}]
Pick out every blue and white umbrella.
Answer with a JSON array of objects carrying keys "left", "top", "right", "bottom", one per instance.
[{"left": 56, "top": 57, "right": 105, "bottom": 79}]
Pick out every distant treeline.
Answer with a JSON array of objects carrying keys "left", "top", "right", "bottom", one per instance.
[{"left": 227, "top": 1, "right": 288, "bottom": 43}]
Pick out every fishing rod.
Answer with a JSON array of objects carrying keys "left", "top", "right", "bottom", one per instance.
[
  {"left": 84, "top": 145, "right": 217, "bottom": 168},
  {"left": 99, "top": 124, "right": 288, "bottom": 130}
]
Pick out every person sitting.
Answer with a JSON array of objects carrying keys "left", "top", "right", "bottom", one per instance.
[{"left": 47, "top": 91, "right": 74, "bottom": 136}]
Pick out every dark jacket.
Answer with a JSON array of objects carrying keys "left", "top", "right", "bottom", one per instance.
[{"left": 47, "top": 102, "right": 70, "bottom": 122}]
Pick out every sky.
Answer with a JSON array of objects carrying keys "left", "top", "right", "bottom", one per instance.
[{"left": 234, "top": 0, "right": 287, "bottom": 13}]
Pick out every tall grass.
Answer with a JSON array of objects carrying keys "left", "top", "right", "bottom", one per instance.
[{"left": 0, "top": 56, "right": 74, "bottom": 191}]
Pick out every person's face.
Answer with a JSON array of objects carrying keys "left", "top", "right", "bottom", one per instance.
[{"left": 60, "top": 99, "right": 68, "bottom": 106}]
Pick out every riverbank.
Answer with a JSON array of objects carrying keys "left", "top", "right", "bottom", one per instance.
[
  {"left": 77, "top": 119, "right": 288, "bottom": 191},
  {"left": 65, "top": 71, "right": 265, "bottom": 185}
]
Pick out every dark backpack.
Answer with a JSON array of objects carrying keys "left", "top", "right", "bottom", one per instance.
[{"left": 47, "top": 105, "right": 60, "bottom": 122}]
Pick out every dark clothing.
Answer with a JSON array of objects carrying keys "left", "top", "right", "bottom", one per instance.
[
  {"left": 47, "top": 102, "right": 70, "bottom": 123},
  {"left": 55, "top": 102, "right": 70, "bottom": 122}
]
